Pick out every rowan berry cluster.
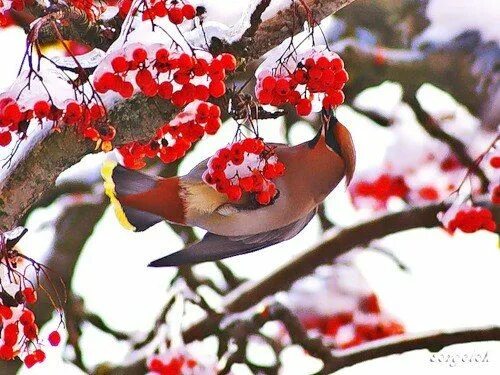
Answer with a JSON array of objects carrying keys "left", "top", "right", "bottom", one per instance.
[
  {"left": 300, "top": 292, "right": 404, "bottom": 349},
  {"left": 0, "top": 97, "right": 114, "bottom": 150},
  {"left": 0, "top": 0, "right": 23, "bottom": 28},
  {"left": 146, "top": 344, "right": 216, "bottom": 374},
  {"left": 0, "top": 259, "right": 61, "bottom": 368},
  {"left": 94, "top": 44, "right": 235, "bottom": 105},
  {"left": 350, "top": 174, "right": 410, "bottom": 209},
  {"left": 141, "top": 0, "right": 196, "bottom": 23},
  {"left": 148, "top": 354, "right": 198, "bottom": 374},
  {"left": 118, "top": 101, "right": 222, "bottom": 169},
  {"left": 444, "top": 206, "right": 496, "bottom": 234},
  {"left": 256, "top": 50, "right": 348, "bottom": 116},
  {"left": 203, "top": 139, "right": 286, "bottom": 205},
  {"left": 67, "top": 0, "right": 104, "bottom": 21}
]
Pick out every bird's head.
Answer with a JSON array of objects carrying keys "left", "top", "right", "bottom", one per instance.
[{"left": 308, "top": 109, "right": 356, "bottom": 185}]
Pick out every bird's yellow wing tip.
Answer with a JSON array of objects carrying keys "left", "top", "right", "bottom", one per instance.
[{"left": 101, "top": 161, "right": 136, "bottom": 231}]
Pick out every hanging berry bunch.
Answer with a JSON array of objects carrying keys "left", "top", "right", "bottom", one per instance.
[
  {"left": 146, "top": 342, "right": 217, "bottom": 374},
  {"left": 118, "top": 101, "right": 222, "bottom": 169},
  {"left": 286, "top": 261, "right": 405, "bottom": 350},
  {"left": 0, "top": 229, "right": 63, "bottom": 368},
  {"left": 203, "top": 138, "right": 286, "bottom": 205},
  {"left": 67, "top": 0, "right": 106, "bottom": 21},
  {"left": 94, "top": 44, "right": 235, "bottom": 104},
  {"left": 440, "top": 205, "right": 496, "bottom": 234},
  {"left": 0, "top": 96, "right": 114, "bottom": 150},
  {"left": 141, "top": 0, "right": 196, "bottom": 23},
  {"left": 0, "top": 0, "right": 23, "bottom": 29},
  {"left": 256, "top": 48, "right": 349, "bottom": 116},
  {"left": 349, "top": 174, "right": 410, "bottom": 210}
]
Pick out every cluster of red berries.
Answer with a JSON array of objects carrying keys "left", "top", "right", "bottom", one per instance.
[
  {"left": 350, "top": 174, "right": 410, "bottom": 209},
  {"left": 118, "top": 101, "right": 222, "bottom": 169},
  {"left": 445, "top": 206, "right": 496, "bottom": 234},
  {"left": 203, "top": 139, "right": 285, "bottom": 205},
  {"left": 67, "top": 0, "right": 103, "bottom": 21},
  {"left": 148, "top": 353, "right": 199, "bottom": 374},
  {"left": 300, "top": 293, "right": 404, "bottom": 349},
  {"left": 0, "top": 0, "right": 24, "bottom": 26},
  {"left": 94, "top": 45, "right": 236, "bottom": 106},
  {"left": 0, "top": 97, "right": 114, "bottom": 150},
  {"left": 256, "top": 51, "right": 348, "bottom": 116},
  {"left": 0, "top": 286, "right": 61, "bottom": 367},
  {"left": 141, "top": 0, "right": 196, "bottom": 23}
]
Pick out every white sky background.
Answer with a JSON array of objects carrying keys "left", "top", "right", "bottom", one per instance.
[{"left": 0, "top": 0, "right": 499, "bottom": 374}]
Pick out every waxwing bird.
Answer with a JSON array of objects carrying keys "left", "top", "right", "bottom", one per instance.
[{"left": 101, "top": 112, "right": 355, "bottom": 266}]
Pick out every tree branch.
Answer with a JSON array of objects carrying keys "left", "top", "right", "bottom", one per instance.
[
  {"left": 329, "top": 326, "right": 500, "bottom": 371},
  {"left": 183, "top": 201, "right": 499, "bottom": 343}
]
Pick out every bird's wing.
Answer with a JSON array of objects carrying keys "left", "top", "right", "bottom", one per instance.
[{"left": 148, "top": 209, "right": 316, "bottom": 267}]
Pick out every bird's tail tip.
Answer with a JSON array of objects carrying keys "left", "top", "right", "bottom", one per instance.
[{"left": 101, "top": 160, "right": 137, "bottom": 232}]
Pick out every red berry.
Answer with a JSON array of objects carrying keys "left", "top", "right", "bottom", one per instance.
[
  {"left": 209, "top": 80, "right": 226, "bottom": 98},
  {"left": 490, "top": 156, "right": 500, "bottom": 169},
  {"left": 111, "top": 56, "right": 128, "bottom": 73},
  {"left": 296, "top": 98, "right": 312, "bottom": 116},
  {"left": 256, "top": 191, "right": 271, "bottom": 205},
  {"left": 275, "top": 78, "right": 290, "bottom": 96},
  {"left": 227, "top": 185, "right": 242, "bottom": 201},
  {"left": 257, "top": 89, "right": 272, "bottom": 105},
  {"left": 153, "top": 1, "right": 167, "bottom": 17},
  {"left": 418, "top": 186, "right": 439, "bottom": 201},
  {"left": 0, "top": 131, "right": 12, "bottom": 146},
  {"left": 262, "top": 76, "right": 276, "bottom": 91},
  {"left": 33, "top": 349, "right": 46, "bottom": 363},
  {"left": 263, "top": 164, "right": 276, "bottom": 179},
  {"left": 155, "top": 48, "right": 169, "bottom": 63},
  {"left": 328, "top": 90, "right": 345, "bottom": 106},
  {"left": 119, "top": 81, "right": 134, "bottom": 98},
  {"left": 0, "top": 305, "right": 13, "bottom": 319},
  {"left": 19, "top": 310, "right": 35, "bottom": 326},
  {"left": 149, "top": 357, "right": 165, "bottom": 372},
  {"left": 220, "top": 53, "right": 237, "bottom": 71},
  {"left": 205, "top": 118, "right": 221, "bottom": 135},
  {"left": 239, "top": 177, "right": 254, "bottom": 192},
  {"left": 168, "top": 6, "right": 184, "bottom": 24},
  {"left": 22, "top": 288, "right": 37, "bottom": 304},
  {"left": 2, "top": 102, "right": 22, "bottom": 124},
  {"left": 132, "top": 48, "right": 147, "bottom": 63},
  {"left": 334, "top": 69, "right": 349, "bottom": 83},
  {"left": 158, "top": 81, "right": 173, "bottom": 99},
  {"left": 23, "top": 323, "right": 38, "bottom": 340},
  {"left": 65, "top": 102, "right": 82, "bottom": 124},
  {"left": 330, "top": 57, "right": 344, "bottom": 70},
  {"left": 24, "top": 354, "right": 37, "bottom": 368},
  {"left": 136, "top": 69, "right": 154, "bottom": 88},
  {"left": 0, "top": 345, "right": 14, "bottom": 360},
  {"left": 34, "top": 101, "right": 50, "bottom": 118},
  {"left": 182, "top": 4, "right": 196, "bottom": 19},
  {"left": 4, "top": 324, "right": 19, "bottom": 346}
]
